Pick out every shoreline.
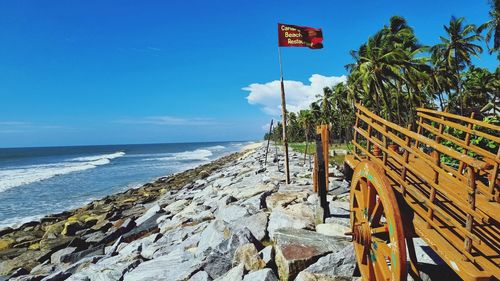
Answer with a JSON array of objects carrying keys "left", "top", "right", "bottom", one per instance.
[
  {"left": 0, "top": 142, "right": 449, "bottom": 281},
  {"left": 0, "top": 144, "right": 254, "bottom": 277}
]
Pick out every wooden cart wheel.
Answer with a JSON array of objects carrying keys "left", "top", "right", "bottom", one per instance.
[{"left": 350, "top": 161, "right": 407, "bottom": 281}]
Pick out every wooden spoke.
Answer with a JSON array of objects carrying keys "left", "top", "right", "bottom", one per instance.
[
  {"left": 371, "top": 225, "right": 388, "bottom": 236},
  {"left": 350, "top": 161, "right": 407, "bottom": 281},
  {"left": 370, "top": 198, "right": 384, "bottom": 226}
]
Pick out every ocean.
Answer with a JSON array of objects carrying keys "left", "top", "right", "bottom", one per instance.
[{"left": 0, "top": 141, "right": 249, "bottom": 229}]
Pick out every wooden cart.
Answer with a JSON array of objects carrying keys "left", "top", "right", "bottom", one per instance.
[{"left": 342, "top": 103, "right": 499, "bottom": 281}]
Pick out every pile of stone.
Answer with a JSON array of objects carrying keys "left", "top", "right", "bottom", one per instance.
[{"left": 1, "top": 143, "right": 449, "bottom": 281}]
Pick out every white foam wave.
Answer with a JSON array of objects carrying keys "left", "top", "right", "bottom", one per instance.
[
  {"left": 0, "top": 152, "right": 125, "bottom": 193},
  {"left": 0, "top": 214, "right": 44, "bottom": 229},
  {"left": 205, "top": 145, "right": 226, "bottom": 150},
  {"left": 71, "top": 151, "right": 125, "bottom": 162},
  {"left": 153, "top": 149, "right": 213, "bottom": 162}
]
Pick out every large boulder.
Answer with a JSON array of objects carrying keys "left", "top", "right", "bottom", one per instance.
[
  {"left": 216, "top": 205, "right": 250, "bottom": 223},
  {"left": 273, "top": 228, "right": 350, "bottom": 281},
  {"left": 315, "top": 223, "right": 349, "bottom": 237},
  {"left": 50, "top": 247, "right": 76, "bottom": 264},
  {"left": 232, "top": 243, "right": 266, "bottom": 272},
  {"left": 265, "top": 192, "right": 308, "bottom": 210},
  {"left": 202, "top": 226, "right": 262, "bottom": 279},
  {"left": 267, "top": 203, "right": 315, "bottom": 239},
  {"left": 123, "top": 249, "right": 202, "bottom": 281},
  {"left": 213, "top": 264, "right": 244, "bottom": 281},
  {"left": 232, "top": 184, "right": 276, "bottom": 201},
  {"left": 230, "top": 212, "right": 268, "bottom": 241},
  {"left": 295, "top": 271, "right": 357, "bottom": 281},
  {"left": 243, "top": 268, "right": 279, "bottom": 281},
  {"left": 301, "top": 244, "right": 356, "bottom": 278},
  {"left": 189, "top": 271, "right": 211, "bottom": 281}
]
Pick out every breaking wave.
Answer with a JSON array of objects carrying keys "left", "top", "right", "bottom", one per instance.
[{"left": 0, "top": 152, "right": 125, "bottom": 193}]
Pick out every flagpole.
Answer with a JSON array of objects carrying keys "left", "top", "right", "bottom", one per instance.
[{"left": 278, "top": 46, "right": 291, "bottom": 184}]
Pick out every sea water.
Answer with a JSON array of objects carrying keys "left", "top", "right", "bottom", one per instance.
[{"left": 0, "top": 141, "right": 249, "bottom": 228}]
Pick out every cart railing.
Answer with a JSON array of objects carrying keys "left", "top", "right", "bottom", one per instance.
[
  {"left": 351, "top": 103, "right": 499, "bottom": 279},
  {"left": 416, "top": 108, "right": 500, "bottom": 202}
]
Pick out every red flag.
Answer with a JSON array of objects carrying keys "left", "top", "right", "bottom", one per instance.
[{"left": 278, "top": 23, "right": 323, "bottom": 49}]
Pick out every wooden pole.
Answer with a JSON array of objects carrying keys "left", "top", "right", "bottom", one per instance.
[
  {"left": 315, "top": 133, "right": 329, "bottom": 219},
  {"left": 264, "top": 119, "right": 274, "bottom": 166},
  {"left": 278, "top": 46, "right": 291, "bottom": 184}
]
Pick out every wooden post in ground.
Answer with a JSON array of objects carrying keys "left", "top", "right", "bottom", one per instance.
[
  {"left": 277, "top": 47, "right": 291, "bottom": 184},
  {"left": 316, "top": 125, "right": 329, "bottom": 192},
  {"left": 315, "top": 132, "right": 329, "bottom": 219},
  {"left": 264, "top": 119, "right": 273, "bottom": 166}
]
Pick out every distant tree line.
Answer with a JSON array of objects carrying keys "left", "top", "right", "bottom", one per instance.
[{"left": 265, "top": 1, "right": 499, "bottom": 145}]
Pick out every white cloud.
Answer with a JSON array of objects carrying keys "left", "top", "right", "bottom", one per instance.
[
  {"left": 115, "top": 116, "right": 216, "bottom": 126},
  {"left": 243, "top": 74, "right": 347, "bottom": 116}
]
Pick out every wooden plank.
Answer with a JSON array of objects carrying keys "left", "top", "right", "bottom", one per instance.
[
  {"left": 355, "top": 103, "right": 490, "bottom": 170},
  {"left": 353, "top": 124, "right": 500, "bottom": 223},
  {"left": 418, "top": 121, "right": 497, "bottom": 164},
  {"left": 417, "top": 112, "right": 500, "bottom": 144},
  {"left": 417, "top": 107, "right": 500, "bottom": 132}
]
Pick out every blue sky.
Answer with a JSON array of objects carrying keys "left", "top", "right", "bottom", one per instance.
[{"left": 0, "top": 0, "right": 497, "bottom": 148}]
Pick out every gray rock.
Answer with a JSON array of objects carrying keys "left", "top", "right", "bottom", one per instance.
[
  {"left": 265, "top": 192, "right": 308, "bottom": 210},
  {"left": 216, "top": 205, "right": 250, "bottom": 222},
  {"left": 295, "top": 271, "right": 356, "bottom": 281},
  {"left": 267, "top": 203, "right": 315, "bottom": 239},
  {"left": 59, "top": 245, "right": 104, "bottom": 264},
  {"left": 40, "top": 270, "right": 71, "bottom": 281},
  {"left": 213, "top": 264, "right": 244, "bottom": 281},
  {"left": 189, "top": 271, "right": 211, "bottom": 281},
  {"left": 324, "top": 217, "right": 350, "bottom": 228},
  {"left": 105, "top": 236, "right": 123, "bottom": 256},
  {"left": 30, "top": 260, "right": 57, "bottom": 276},
  {"left": 243, "top": 269, "right": 279, "bottom": 281},
  {"left": 315, "top": 223, "right": 349, "bottom": 237},
  {"left": 273, "top": 228, "right": 350, "bottom": 281},
  {"left": 190, "top": 210, "right": 215, "bottom": 223},
  {"left": 231, "top": 212, "right": 268, "bottom": 241},
  {"left": 50, "top": 247, "right": 76, "bottom": 264},
  {"left": 123, "top": 249, "right": 202, "bottom": 281},
  {"left": 328, "top": 180, "right": 350, "bottom": 195},
  {"left": 68, "top": 253, "right": 142, "bottom": 281},
  {"left": 203, "top": 228, "right": 262, "bottom": 279},
  {"left": 304, "top": 244, "right": 356, "bottom": 277},
  {"left": 135, "top": 204, "right": 162, "bottom": 226},
  {"left": 197, "top": 220, "right": 232, "bottom": 255},
  {"left": 233, "top": 184, "right": 276, "bottom": 201},
  {"left": 232, "top": 243, "right": 265, "bottom": 271},
  {"left": 259, "top": 246, "right": 274, "bottom": 265},
  {"left": 163, "top": 199, "right": 188, "bottom": 214}
]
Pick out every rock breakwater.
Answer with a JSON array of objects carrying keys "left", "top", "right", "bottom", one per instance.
[{"left": 0, "top": 143, "right": 451, "bottom": 281}]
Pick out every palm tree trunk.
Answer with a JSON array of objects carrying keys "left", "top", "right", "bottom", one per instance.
[{"left": 304, "top": 128, "right": 309, "bottom": 165}]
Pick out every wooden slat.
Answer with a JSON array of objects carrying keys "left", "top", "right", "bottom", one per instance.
[
  {"left": 355, "top": 104, "right": 490, "bottom": 170},
  {"left": 352, "top": 127, "right": 497, "bottom": 224},
  {"left": 418, "top": 121, "right": 497, "bottom": 164},
  {"left": 354, "top": 119, "right": 500, "bottom": 223},
  {"left": 350, "top": 104, "right": 500, "bottom": 279},
  {"left": 417, "top": 107, "right": 500, "bottom": 132},
  {"left": 417, "top": 112, "right": 500, "bottom": 144}
]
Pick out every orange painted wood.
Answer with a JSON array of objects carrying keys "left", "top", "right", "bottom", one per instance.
[{"left": 347, "top": 104, "right": 500, "bottom": 280}]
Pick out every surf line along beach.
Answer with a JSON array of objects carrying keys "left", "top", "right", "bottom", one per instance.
[{"left": 0, "top": 142, "right": 359, "bottom": 281}]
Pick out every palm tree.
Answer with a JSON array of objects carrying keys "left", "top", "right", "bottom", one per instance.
[
  {"left": 347, "top": 16, "right": 431, "bottom": 124},
  {"left": 431, "top": 16, "right": 483, "bottom": 114},
  {"left": 317, "top": 87, "right": 334, "bottom": 125},
  {"left": 478, "top": 0, "right": 500, "bottom": 59}
]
